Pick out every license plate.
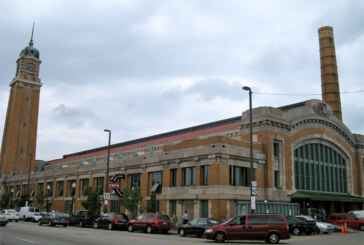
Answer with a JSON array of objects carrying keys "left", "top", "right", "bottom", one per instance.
[{"left": 163, "top": 222, "right": 166, "bottom": 225}]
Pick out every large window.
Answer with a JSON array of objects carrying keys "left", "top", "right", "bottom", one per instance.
[
  {"left": 130, "top": 173, "right": 140, "bottom": 189},
  {"left": 170, "top": 169, "right": 177, "bottom": 187},
  {"left": 57, "top": 181, "right": 64, "bottom": 197},
  {"left": 201, "top": 166, "right": 209, "bottom": 186},
  {"left": 47, "top": 182, "right": 53, "bottom": 196},
  {"left": 294, "top": 143, "right": 347, "bottom": 193},
  {"left": 183, "top": 167, "right": 196, "bottom": 186},
  {"left": 200, "top": 200, "right": 208, "bottom": 218},
  {"left": 68, "top": 180, "right": 76, "bottom": 196},
  {"left": 230, "top": 166, "right": 250, "bottom": 186},
  {"left": 81, "top": 179, "right": 89, "bottom": 196},
  {"left": 151, "top": 171, "right": 162, "bottom": 193},
  {"left": 111, "top": 200, "right": 120, "bottom": 213},
  {"left": 95, "top": 177, "right": 104, "bottom": 194}
]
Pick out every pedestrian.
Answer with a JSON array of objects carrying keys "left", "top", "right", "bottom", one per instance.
[
  {"left": 172, "top": 213, "right": 178, "bottom": 230},
  {"left": 183, "top": 210, "right": 188, "bottom": 224}
]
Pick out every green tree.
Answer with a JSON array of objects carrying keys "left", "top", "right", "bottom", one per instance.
[
  {"left": 0, "top": 192, "right": 11, "bottom": 209},
  {"left": 81, "top": 187, "right": 102, "bottom": 215},
  {"left": 119, "top": 186, "right": 142, "bottom": 219},
  {"left": 16, "top": 193, "right": 28, "bottom": 208},
  {"left": 35, "top": 190, "right": 46, "bottom": 210}
]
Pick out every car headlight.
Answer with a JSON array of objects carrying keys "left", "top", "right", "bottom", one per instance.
[{"left": 205, "top": 228, "right": 214, "bottom": 233}]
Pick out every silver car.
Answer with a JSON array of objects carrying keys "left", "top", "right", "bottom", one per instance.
[
  {"left": 0, "top": 213, "right": 9, "bottom": 226},
  {"left": 315, "top": 221, "right": 334, "bottom": 234}
]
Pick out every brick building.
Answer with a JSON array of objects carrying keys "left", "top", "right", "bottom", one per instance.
[{"left": 1, "top": 26, "right": 363, "bottom": 221}]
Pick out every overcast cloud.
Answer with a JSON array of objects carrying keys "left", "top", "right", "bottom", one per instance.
[{"left": 1, "top": 0, "right": 363, "bottom": 161}]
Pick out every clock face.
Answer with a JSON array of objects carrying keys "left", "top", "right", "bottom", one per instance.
[{"left": 26, "top": 63, "right": 35, "bottom": 71}]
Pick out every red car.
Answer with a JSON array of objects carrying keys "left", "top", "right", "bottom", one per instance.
[
  {"left": 127, "top": 213, "right": 172, "bottom": 234},
  {"left": 328, "top": 212, "right": 364, "bottom": 230},
  {"left": 204, "top": 214, "right": 290, "bottom": 244}
]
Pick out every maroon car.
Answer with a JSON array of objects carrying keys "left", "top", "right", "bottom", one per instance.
[
  {"left": 204, "top": 214, "right": 290, "bottom": 244},
  {"left": 127, "top": 213, "right": 172, "bottom": 234}
]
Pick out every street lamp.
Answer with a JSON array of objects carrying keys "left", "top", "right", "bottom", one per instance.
[
  {"left": 10, "top": 188, "right": 14, "bottom": 208},
  {"left": 46, "top": 184, "right": 50, "bottom": 212},
  {"left": 104, "top": 129, "right": 111, "bottom": 213},
  {"left": 72, "top": 182, "right": 76, "bottom": 214},
  {"left": 242, "top": 86, "right": 256, "bottom": 213},
  {"left": 27, "top": 153, "right": 32, "bottom": 206}
]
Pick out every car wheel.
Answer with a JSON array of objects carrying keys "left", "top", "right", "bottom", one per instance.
[
  {"left": 79, "top": 220, "right": 84, "bottom": 227},
  {"left": 267, "top": 232, "right": 280, "bottom": 244},
  {"left": 38, "top": 220, "right": 42, "bottom": 226},
  {"left": 293, "top": 227, "right": 301, "bottom": 235},
  {"left": 214, "top": 232, "right": 226, "bottom": 243},
  {"left": 94, "top": 222, "right": 99, "bottom": 229},
  {"left": 179, "top": 228, "right": 185, "bottom": 237},
  {"left": 108, "top": 223, "right": 113, "bottom": 230},
  {"left": 146, "top": 225, "right": 152, "bottom": 233},
  {"left": 128, "top": 224, "right": 134, "bottom": 232},
  {"left": 359, "top": 224, "right": 364, "bottom": 231}
]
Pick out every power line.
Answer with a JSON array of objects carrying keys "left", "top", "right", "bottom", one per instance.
[{"left": 254, "top": 91, "right": 364, "bottom": 96}]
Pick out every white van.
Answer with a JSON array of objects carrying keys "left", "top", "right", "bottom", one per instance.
[{"left": 19, "top": 207, "right": 40, "bottom": 221}]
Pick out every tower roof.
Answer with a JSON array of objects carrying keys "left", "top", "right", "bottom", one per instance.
[{"left": 20, "top": 23, "right": 39, "bottom": 59}]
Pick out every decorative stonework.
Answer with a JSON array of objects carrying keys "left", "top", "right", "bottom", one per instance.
[{"left": 312, "top": 103, "right": 331, "bottom": 117}]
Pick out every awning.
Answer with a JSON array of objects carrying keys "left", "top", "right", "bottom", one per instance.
[{"left": 291, "top": 192, "right": 364, "bottom": 203}]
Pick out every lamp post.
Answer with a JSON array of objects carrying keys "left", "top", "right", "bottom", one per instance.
[
  {"left": 46, "top": 184, "right": 50, "bottom": 212},
  {"left": 27, "top": 153, "right": 32, "bottom": 206},
  {"left": 242, "top": 86, "right": 256, "bottom": 213},
  {"left": 104, "top": 129, "right": 111, "bottom": 213},
  {"left": 72, "top": 182, "right": 76, "bottom": 214},
  {"left": 10, "top": 188, "right": 14, "bottom": 208}
]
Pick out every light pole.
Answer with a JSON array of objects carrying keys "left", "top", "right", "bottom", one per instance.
[
  {"left": 46, "top": 184, "right": 50, "bottom": 212},
  {"left": 72, "top": 182, "right": 76, "bottom": 214},
  {"left": 10, "top": 188, "right": 14, "bottom": 208},
  {"left": 104, "top": 129, "right": 111, "bottom": 213},
  {"left": 27, "top": 153, "right": 32, "bottom": 206},
  {"left": 243, "top": 86, "right": 256, "bottom": 213}
]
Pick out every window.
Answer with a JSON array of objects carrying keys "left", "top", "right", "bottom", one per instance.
[
  {"left": 95, "top": 177, "right": 104, "bottom": 194},
  {"left": 111, "top": 200, "right": 120, "bottom": 213},
  {"left": 170, "top": 169, "right": 177, "bottom": 187},
  {"left": 147, "top": 200, "right": 160, "bottom": 213},
  {"left": 201, "top": 166, "right": 209, "bottom": 185},
  {"left": 64, "top": 201, "right": 72, "bottom": 214},
  {"left": 81, "top": 179, "right": 89, "bottom": 196},
  {"left": 273, "top": 142, "right": 279, "bottom": 157},
  {"left": 151, "top": 171, "right": 162, "bottom": 193},
  {"left": 183, "top": 167, "right": 196, "bottom": 186},
  {"left": 230, "top": 166, "right": 250, "bottom": 186},
  {"left": 57, "top": 181, "right": 64, "bottom": 197},
  {"left": 200, "top": 200, "right": 208, "bottom": 218},
  {"left": 169, "top": 200, "right": 177, "bottom": 216},
  {"left": 294, "top": 143, "right": 347, "bottom": 193},
  {"left": 130, "top": 173, "right": 140, "bottom": 189},
  {"left": 274, "top": 170, "right": 279, "bottom": 188},
  {"left": 37, "top": 183, "right": 44, "bottom": 194}
]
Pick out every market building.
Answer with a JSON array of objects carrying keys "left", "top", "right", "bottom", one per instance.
[{"left": 1, "top": 26, "right": 363, "bottom": 222}]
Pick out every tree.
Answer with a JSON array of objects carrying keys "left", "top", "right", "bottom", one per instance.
[
  {"left": 16, "top": 193, "right": 28, "bottom": 208},
  {"left": 119, "top": 186, "right": 142, "bottom": 219},
  {"left": 35, "top": 190, "right": 46, "bottom": 210},
  {"left": 0, "top": 193, "right": 11, "bottom": 209},
  {"left": 81, "top": 187, "right": 102, "bottom": 215}
]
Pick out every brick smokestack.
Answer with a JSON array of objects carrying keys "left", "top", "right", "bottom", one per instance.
[{"left": 318, "top": 26, "right": 342, "bottom": 121}]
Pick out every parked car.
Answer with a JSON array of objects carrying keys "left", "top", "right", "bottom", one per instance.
[
  {"left": 0, "top": 213, "right": 9, "bottom": 226},
  {"left": 38, "top": 212, "right": 70, "bottom": 227},
  {"left": 204, "top": 214, "right": 290, "bottom": 244},
  {"left": 32, "top": 212, "right": 46, "bottom": 222},
  {"left": 178, "top": 217, "right": 223, "bottom": 237},
  {"left": 285, "top": 216, "right": 306, "bottom": 235},
  {"left": 1, "top": 209, "right": 20, "bottom": 222},
  {"left": 314, "top": 220, "right": 335, "bottom": 234},
  {"left": 294, "top": 216, "right": 317, "bottom": 235},
  {"left": 328, "top": 212, "right": 364, "bottom": 231},
  {"left": 127, "top": 213, "right": 172, "bottom": 234},
  {"left": 93, "top": 213, "right": 129, "bottom": 230},
  {"left": 19, "top": 206, "right": 40, "bottom": 221},
  {"left": 70, "top": 210, "right": 97, "bottom": 227}
]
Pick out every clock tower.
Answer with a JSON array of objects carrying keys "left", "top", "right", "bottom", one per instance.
[{"left": 0, "top": 27, "right": 42, "bottom": 177}]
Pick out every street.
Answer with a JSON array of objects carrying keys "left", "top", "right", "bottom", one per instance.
[{"left": 1, "top": 221, "right": 363, "bottom": 245}]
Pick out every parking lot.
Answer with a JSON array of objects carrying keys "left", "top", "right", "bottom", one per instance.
[{"left": 1, "top": 220, "right": 363, "bottom": 245}]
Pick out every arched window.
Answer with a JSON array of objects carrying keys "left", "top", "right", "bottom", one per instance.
[{"left": 294, "top": 143, "right": 347, "bottom": 193}]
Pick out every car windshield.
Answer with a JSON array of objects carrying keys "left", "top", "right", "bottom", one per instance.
[
  {"left": 354, "top": 213, "right": 364, "bottom": 219},
  {"left": 222, "top": 217, "right": 235, "bottom": 225},
  {"left": 7, "top": 210, "right": 16, "bottom": 213},
  {"left": 209, "top": 219, "right": 222, "bottom": 224}
]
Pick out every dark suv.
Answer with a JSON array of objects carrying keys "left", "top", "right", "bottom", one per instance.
[
  {"left": 127, "top": 213, "right": 172, "bottom": 234},
  {"left": 204, "top": 214, "right": 290, "bottom": 244},
  {"left": 70, "top": 210, "right": 96, "bottom": 227},
  {"left": 93, "top": 212, "right": 129, "bottom": 230}
]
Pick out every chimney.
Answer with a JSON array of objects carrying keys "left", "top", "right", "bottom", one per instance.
[{"left": 318, "top": 26, "right": 342, "bottom": 121}]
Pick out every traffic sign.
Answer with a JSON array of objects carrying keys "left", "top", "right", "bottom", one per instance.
[{"left": 104, "top": 192, "right": 111, "bottom": 200}]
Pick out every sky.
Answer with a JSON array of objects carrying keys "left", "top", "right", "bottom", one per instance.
[{"left": 1, "top": 0, "right": 363, "bottom": 161}]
